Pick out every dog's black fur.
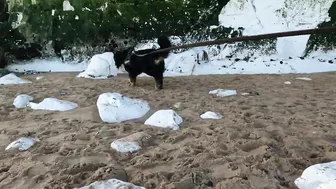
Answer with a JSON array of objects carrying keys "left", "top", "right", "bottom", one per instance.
[{"left": 114, "top": 36, "right": 172, "bottom": 89}]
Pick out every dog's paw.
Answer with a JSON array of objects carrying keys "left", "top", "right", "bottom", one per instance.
[
  {"left": 128, "top": 79, "right": 136, "bottom": 87},
  {"left": 155, "top": 85, "right": 163, "bottom": 90},
  {"left": 129, "top": 82, "right": 136, "bottom": 87}
]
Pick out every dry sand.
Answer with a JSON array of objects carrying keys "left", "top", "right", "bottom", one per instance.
[{"left": 1, "top": 72, "right": 336, "bottom": 189}]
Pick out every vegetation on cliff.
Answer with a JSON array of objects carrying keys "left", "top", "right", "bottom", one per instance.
[
  {"left": 1, "top": 0, "right": 233, "bottom": 63},
  {"left": 0, "top": 0, "right": 335, "bottom": 66}
]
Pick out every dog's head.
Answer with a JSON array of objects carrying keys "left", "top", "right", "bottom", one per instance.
[{"left": 113, "top": 47, "right": 134, "bottom": 68}]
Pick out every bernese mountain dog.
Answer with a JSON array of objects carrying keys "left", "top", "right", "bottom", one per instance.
[{"left": 114, "top": 36, "right": 172, "bottom": 90}]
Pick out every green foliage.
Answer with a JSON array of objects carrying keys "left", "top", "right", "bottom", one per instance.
[
  {"left": 304, "top": 1, "right": 336, "bottom": 56},
  {"left": 2, "top": 0, "right": 336, "bottom": 61},
  {"left": 3, "top": 0, "right": 233, "bottom": 60}
]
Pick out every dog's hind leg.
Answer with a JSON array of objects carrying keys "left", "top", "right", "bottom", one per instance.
[
  {"left": 154, "top": 74, "right": 163, "bottom": 90},
  {"left": 128, "top": 74, "right": 137, "bottom": 87}
]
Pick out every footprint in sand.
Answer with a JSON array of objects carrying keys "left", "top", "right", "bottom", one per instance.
[{"left": 238, "top": 141, "right": 269, "bottom": 155}]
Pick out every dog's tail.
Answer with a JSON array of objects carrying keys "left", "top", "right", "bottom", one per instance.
[{"left": 157, "top": 36, "right": 172, "bottom": 58}]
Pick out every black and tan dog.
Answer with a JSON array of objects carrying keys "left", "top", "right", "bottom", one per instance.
[{"left": 114, "top": 36, "right": 172, "bottom": 90}]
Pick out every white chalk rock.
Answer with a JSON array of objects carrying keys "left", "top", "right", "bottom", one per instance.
[
  {"left": 5, "top": 137, "right": 39, "bottom": 151},
  {"left": 111, "top": 132, "right": 151, "bottom": 153},
  {"left": 200, "top": 111, "right": 223, "bottom": 120},
  {"left": 111, "top": 141, "right": 141, "bottom": 153},
  {"left": 295, "top": 161, "right": 336, "bottom": 189},
  {"left": 76, "top": 178, "right": 145, "bottom": 189},
  {"left": 36, "top": 76, "right": 44, "bottom": 80},
  {"left": 209, "top": 89, "right": 237, "bottom": 97},
  {"left": 63, "top": 0, "right": 74, "bottom": 11},
  {"left": 144, "top": 109, "right": 182, "bottom": 130},
  {"left": 296, "top": 77, "right": 312, "bottom": 81},
  {"left": 97, "top": 93, "right": 150, "bottom": 123},
  {"left": 13, "top": 94, "right": 33, "bottom": 108},
  {"left": 284, "top": 81, "right": 291, "bottom": 84},
  {"left": 29, "top": 98, "right": 78, "bottom": 111},
  {"left": 173, "top": 102, "right": 182, "bottom": 109},
  {"left": 77, "top": 52, "right": 118, "bottom": 79},
  {"left": 0, "top": 73, "right": 32, "bottom": 85}
]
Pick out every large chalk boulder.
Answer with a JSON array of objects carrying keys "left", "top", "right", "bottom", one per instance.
[
  {"left": 77, "top": 52, "right": 119, "bottom": 79},
  {"left": 0, "top": 73, "right": 32, "bottom": 85},
  {"left": 97, "top": 93, "right": 150, "bottom": 123},
  {"left": 13, "top": 94, "right": 33, "bottom": 108},
  {"left": 295, "top": 161, "right": 336, "bottom": 189}
]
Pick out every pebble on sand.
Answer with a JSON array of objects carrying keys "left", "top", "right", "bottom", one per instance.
[
  {"left": 209, "top": 89, "right": 237, "bottom": 97},
  {"left": 36, "top": 76, "right": 44, "bottom": 80},
  {"left": 296, "top": 77, "right": 312, "bottom": 81},
  {"left": 200, "top": 111, "right": 223, "bottom": 120},
  {"left": 111, "top": 132, "right": 152, "bottom": 153}
]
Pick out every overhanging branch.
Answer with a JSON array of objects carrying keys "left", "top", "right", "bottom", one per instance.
[{"left": 144, "top": 26, "right": 336, "bottom": 56}]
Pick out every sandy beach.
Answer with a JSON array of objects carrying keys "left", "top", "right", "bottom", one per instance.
[{"left": 1, "top": 72, "right": 336, "bottom": 189}]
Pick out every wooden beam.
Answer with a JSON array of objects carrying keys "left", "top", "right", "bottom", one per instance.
[{"left": 145, "top": 26, "right": 336, "bottom": 55}]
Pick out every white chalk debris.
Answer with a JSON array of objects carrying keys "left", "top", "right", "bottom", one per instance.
[
  {"left": 200, "top": 111, "right": 223, "bottom": 120},
  {"left": 13, "top": 94, "right": 33, "bottom": 108},
  {"left": 97, "top": 93, "right": 150, "bottom": 123},
  {"left": 11, "top": 12, "right": 23, "bottom": 29},
  {"left": 111, "top": 141, "right": 141, "bottom": 153},
  {"left": 76, "top": 178, "right": 145, "bottom": 189},
  {"left": 29, "top": 98, "right": 78, "bottom": 111},
  {"left": 241, "top": 92, "right": 250, "bottom": 96},
  {"left": 63, "top": 0, "right": 74, "bottom": 11},
  {"left": 296, "top": 77, "right": 312, "bottom": 81},
  {"left": 111, "top": 132, "right": 151, "bottom": 153},
  {"left": 36, "top": 76, "right": 44, "bottom": 80},
  {"left": 0, "top": 73, "right": 32, "bottom": 85},
  {"left": 209, "top": 89, "right": 237, "bottom": 97},
  {"left": 77, "top": 52, "right": 119, "bottom": 79},
  {"left": 284, "top": 81, "right": 291, "bottom": 84},
  {"left": 173, "top": 102, "right": 182, "bottom": 109},
  {"left": 5, "top": 137, "right": 39, "bottom": 151},
  {"left": 295, "top": 161, "right": 336, "bottom": 189},
  {"left": 82, "top": 7, "right": 92, "bottom": 11},
  {"left": 144, "top": 109, "right": 183, "bottom": 130}
]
